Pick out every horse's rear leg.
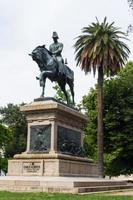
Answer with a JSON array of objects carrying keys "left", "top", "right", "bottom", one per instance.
[
  {"left": 59, "top": 83, "right": 69, "bottom": 104},
  {"left": 68, "top": 79, "right": 75, "bottom": 106}
]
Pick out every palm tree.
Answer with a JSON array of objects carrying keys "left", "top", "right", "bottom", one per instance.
[{"left": 74, "top": 17, "right": 130, "bottom": 178}]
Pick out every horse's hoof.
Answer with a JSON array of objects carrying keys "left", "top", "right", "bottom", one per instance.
[{"left": 40, "top": 95, "right": 44, "bottom": 99}]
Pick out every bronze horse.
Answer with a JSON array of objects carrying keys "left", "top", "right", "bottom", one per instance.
[{"left": 29, "top": 45, "right": 75, "bottom": 105}]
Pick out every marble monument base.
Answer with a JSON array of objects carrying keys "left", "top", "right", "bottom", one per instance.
[
  {"left": 7, "top": 99, "right": 98, "bottom": 177},
  {"left": 8, "top": 153, "right": 98, "bottom": 177}
]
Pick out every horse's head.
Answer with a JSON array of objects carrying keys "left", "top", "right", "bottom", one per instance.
[
  {"left": 29, "top": 45, "right": 53, "bottom": 71},
  {"left": 29, "top": 45, "right": 46, "bottom": 64}
]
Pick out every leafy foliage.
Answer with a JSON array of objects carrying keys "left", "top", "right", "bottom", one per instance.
[
  {"left": 0, "top": 124, "right": 12, "bottom": 152},
  {"left": 103, "top": 62, "right": 133, "bottom": 176},
  {"left": 80, "top": 89, "right": 97, "bottom": 159},
  {"left": 81, "top": 62, "right": 133, "bottom": 176},
  {"left": 0, "top": 157, "right": 8, "bottom": 173},
  {"left": 0, "top": 103, "right": 27, "bottom": 158},
  {"left": 0, "top": 124, "right": 11, "bottom": 173}
]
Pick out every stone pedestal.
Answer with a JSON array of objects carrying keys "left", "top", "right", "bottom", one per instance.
[{"left": 8, "top": 99, "right": 98, "bottom": 177}]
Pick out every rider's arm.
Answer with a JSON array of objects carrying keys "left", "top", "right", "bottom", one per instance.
[{"left": 52, "top": 43, "right": 63, "bottom": 55}]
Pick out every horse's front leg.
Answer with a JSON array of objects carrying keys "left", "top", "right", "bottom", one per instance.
[
  {"left": 40, "top": 80, "right": 46, "bottom": 98},
  {"left": 39, "top": 73, "right": 46, "bottom": 98},
  {"left": 40, "top": 85, "right": 45, "bottom": 98},
  {"left": 39, "top": 71, "right": 53, "bottom": 98}
]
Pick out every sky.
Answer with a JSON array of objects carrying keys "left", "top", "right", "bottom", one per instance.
[{"left": 0, "top": 0, "right": 133, "bottom": 106}]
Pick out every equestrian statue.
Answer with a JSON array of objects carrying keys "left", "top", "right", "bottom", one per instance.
[{"left": 29, "top": 32, "right": 75, "bottom": 106}]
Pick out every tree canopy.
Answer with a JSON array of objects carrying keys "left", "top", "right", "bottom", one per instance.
[
  {"left": 0, "top": 103, "right": 27, "bottom": 158},
  {"left": 81, "top": 61, "right": 133, "bottom": 176}
]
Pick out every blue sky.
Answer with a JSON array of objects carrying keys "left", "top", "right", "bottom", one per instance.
[{"left": 0, "top": 0, "right": 133, "bottom": 106}]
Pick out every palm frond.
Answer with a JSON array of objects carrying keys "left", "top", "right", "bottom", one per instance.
[{"left": 74, "top": 17, "right": 130, "bottom": 77}]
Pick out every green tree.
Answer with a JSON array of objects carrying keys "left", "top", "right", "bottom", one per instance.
[
  {"left": 74, "top": 17, "right": 130, "bottom": 177},
  {"left": 81, "top": 62, "right": 133, "bottom": 176},
  {"left": 0, "top": 124, "right": 12, "bottom": 172},
  {"left": 80, "top": 88, "right": 97, "bottom": 160},
  {"left": 0, "top": 103, "right": 27, "bottom": 158},
  {"left": 104, "top": 62, "right": 133, "bottom": 176},
  {"left": 0, "top": 124, "right": 11, "bottom": 151}
]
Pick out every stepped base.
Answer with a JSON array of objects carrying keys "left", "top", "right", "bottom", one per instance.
[
  {"left": 0, "top": 176, "right": 133, "bottom": 194},
  {"left": 8, "top": 153, "right": 98, "bottom": 177}
]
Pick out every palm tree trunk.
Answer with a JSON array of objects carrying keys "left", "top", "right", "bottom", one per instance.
[{"left": 97, "top": 66, "right": 104, "bottom": 178}]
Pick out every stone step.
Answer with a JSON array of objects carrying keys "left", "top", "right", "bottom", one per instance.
[
  {"left": 0, "top": 182, "right": 132, "bottom": 193},
  {"left": 0, "top": 185, "right": 43, "bottom": 192},
  {"left": 0, "top": 179, "right": 127, "bottom": 187},
  {"left": 73, "top": 180, "right": 127, "bottom": 187},
  {"left": 0, "top": 184, "right": 74, "bottom": 193},
  {"left": 77, "top": 185, "right": 133, "bottom": 193},
  {"left": 0, "top": 177, "right": 132, "bottom": 194},
  {"left": 0, "top": 180, "right": 40, "bottom": 186}
]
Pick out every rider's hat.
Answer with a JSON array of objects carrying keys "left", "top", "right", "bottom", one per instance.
[{"left": 52, "top": 31, "right": 59, "bottom": 39}]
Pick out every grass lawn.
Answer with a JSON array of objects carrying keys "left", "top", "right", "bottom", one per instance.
[{"left": 0, "top": 191, "right": 133, "bottom": 200}]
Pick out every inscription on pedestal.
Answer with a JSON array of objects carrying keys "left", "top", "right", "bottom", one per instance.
[
  {"left": 30, "top": 125, "right": 51, "bottom": 152},
  {"left": 22, "top": 161, "right": 42, "bottom": 175}
]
